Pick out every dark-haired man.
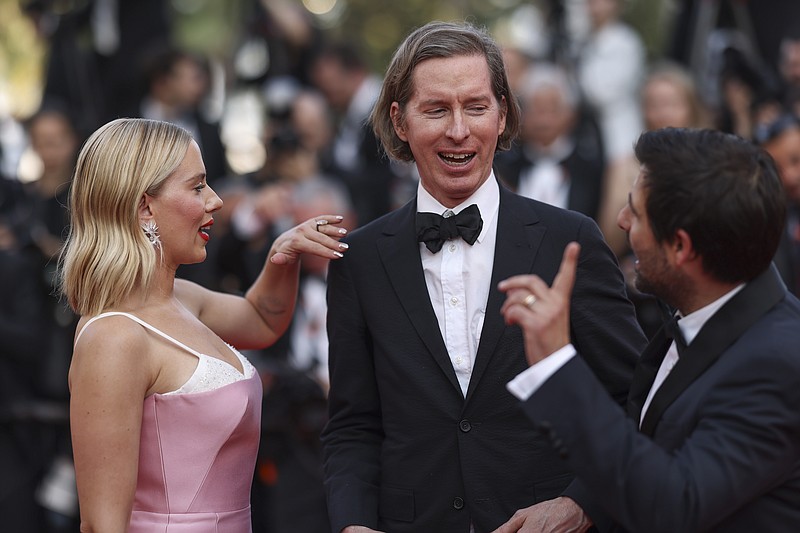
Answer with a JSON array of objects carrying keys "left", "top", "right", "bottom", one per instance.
[{"left": 498, "top": 127, "right": 800, "bottom": 532}]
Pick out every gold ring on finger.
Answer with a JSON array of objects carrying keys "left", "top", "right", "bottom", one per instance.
[{"left": 523, "top": 294, "right": 537, "bottom": 309}]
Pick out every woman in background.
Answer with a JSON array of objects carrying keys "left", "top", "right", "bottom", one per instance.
[
  {"left": 597, "top": 61, "right": 711, "bottom": 257},
  {"left": 59, "top": 118, "right": 348, "bottom": 532}
]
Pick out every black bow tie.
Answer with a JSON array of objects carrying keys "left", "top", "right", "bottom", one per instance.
[{"left": 416, "top": 204, "right": 483, "bottom": 253}]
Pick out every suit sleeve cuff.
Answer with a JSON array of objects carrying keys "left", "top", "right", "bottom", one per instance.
[{"left": 506, "top": 344, "right": 577, "bottom": 400}]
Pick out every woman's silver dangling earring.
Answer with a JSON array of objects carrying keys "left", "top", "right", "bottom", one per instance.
[{"left": 141, "top": 219, "right": 161, "bottom": 248}]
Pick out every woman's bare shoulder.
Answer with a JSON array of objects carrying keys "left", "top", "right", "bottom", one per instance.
[{"left": 70, "top": 314, "right": 154, "bottom": 392}]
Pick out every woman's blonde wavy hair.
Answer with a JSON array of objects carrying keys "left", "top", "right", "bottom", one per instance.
[{"left": 59, "top": 118, "right": 191, "bottom": 316}]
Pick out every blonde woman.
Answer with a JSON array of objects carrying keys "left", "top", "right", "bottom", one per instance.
[{"left": 60, "top": 118, "right": 348, "bottom": 532}]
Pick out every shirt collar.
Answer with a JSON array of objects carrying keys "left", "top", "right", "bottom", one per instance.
[
  {"left": 677, "top": 283, "right": 746, "bottom": 345},
  {"left": 416, "top": 171, "right": 500, "bottom": 244}
]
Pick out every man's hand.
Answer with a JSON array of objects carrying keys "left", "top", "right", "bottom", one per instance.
[
  {"left": 498, "top": 242, "right": 580, "bottom": 365},
  {"left": 491, "top": 496, "right": 592, "bottom": 533},
  {"left": 341, "top": 526, "right": 384, "bottom": 533}
]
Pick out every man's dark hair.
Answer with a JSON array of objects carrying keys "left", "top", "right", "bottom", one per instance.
[{"left": 635, "top": 127, "right": 786, "bottom": 283}]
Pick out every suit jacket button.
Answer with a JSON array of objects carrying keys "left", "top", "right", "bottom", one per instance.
[
  {"left": 453, "top": 497, "right": 464, "bottom": 510},
  {"left": 459, "top": 419, "right": 472, "bottom": 432}
]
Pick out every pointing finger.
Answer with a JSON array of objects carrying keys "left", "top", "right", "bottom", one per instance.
[{"left": 552, "top": 242, "right": 580, "bottom": 299}]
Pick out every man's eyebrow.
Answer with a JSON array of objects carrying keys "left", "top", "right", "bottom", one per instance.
[
  {"left": 418, "top": 98, "right": 447, "bottom": 107},
  {"left": 418, "top": 94, "right": 493, "bottom": 107}
]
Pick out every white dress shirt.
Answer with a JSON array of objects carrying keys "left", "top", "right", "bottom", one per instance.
[
  {"left": 333, "top": 76, "right": 382, "bottom": 173},
  {"left": 638, "top": 284, "right": 743, "bottom": 425},
  {"left": 417, "top": 174, "right": 500, "bottom": 397},
  {"left": 507, "top": 284, "right": 745, "bottom": 419},
  {"left": 517, "top": 138, "right": 574, "bottom": 210},
  {"left": 289, "top": 275, "right": 330, "bottom": 387}
]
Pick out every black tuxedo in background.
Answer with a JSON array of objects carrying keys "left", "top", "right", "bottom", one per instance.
[
  {"left": 322, "top": 182, "right": 645, "bottom": 533},
  {"left": 324, "top": 116, "right": 399, "bottom": 228},
  {"left": 522, "top": 265, "right": 800, "bottom": 532},
  {"left": 194, "top": 114, "right": 228, "bottom": 186},
  {"left": 494, "top": 137, "right": 606, "bottom": 221}
]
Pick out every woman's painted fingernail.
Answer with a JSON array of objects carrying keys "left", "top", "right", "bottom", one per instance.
[
  {"left": 339, "top": 243, "right": 349, "bottom": 250},
  {"left": 333, "top": 251, "right": 344, "bottom": 258},
  {"left": 338, "top": 228, "right": 347, "bottom": 235}
]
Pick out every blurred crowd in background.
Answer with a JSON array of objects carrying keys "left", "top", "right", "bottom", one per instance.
[{"left": 2, "top": 0, "right": 800, "bottom": 531}]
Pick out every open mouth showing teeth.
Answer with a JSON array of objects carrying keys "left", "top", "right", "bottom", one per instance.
[
  {"left": 199, "top": 222, "right": 213, "bottom": 241},
  {"left": 439, "top": 152, "right": 475, "bottom": 165}
]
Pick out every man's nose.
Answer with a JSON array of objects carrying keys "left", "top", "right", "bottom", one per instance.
[
  {"left": 446, "top": 110, "right": 470, "bottom": 141},
  {"left": 617, "top": 205, "right": 630, "bottom": 231}
]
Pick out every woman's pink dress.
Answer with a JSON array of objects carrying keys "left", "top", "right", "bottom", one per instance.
[{"left": 78, "top": 312, "right": 262, "bottom": 532}]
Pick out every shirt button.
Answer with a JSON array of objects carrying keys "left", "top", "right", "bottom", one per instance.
[
  {"left": 453, "top": 497, "right": 464, "bottom": 510},
  {"left": 450, "top": 296, "right": 458, "bottom": 306},
  {"left": 449, "top": 243, "right": 457, "bottom": 252},
  {"left": 459, "top": 419, "right": 472, "bottom": 432},
  {"left": 455, "top": 356, "right": 462, "bottom": 365}
]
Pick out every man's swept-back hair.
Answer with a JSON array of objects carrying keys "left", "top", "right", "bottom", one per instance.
[
  {"left": 371, "top": 20, "right": 521, "bottom": 162},
  {"left": 59, "top": 118, "right": 191, "bottom": 316},
  {"left": 635, "top": 127, "right": 786, "bottom": 283}
]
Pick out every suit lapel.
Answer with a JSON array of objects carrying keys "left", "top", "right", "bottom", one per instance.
[
  {"left": 377, "top": 200, "right": 462, "bottom": 395},
  {"left": 465, "top": 187, "right": 545, "bottom": 402},
  {"left": 639, "top": 266, "right": 787, "bottom": 436},
  {"left": 627, "top": 328, "right": 672, "bottom": 422}
]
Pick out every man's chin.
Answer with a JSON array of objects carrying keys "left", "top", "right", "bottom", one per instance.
[{"left": 633, "top": 275, "right": 656, "bottom": 298}]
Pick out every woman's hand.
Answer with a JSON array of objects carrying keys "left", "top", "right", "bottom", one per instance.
[{"left": 269, "top": 215, "right": 350, "bottom": 265}]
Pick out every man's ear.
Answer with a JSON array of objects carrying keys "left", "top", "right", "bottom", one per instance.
[
  {"left": 672, "top": 229, "right": 696, "bottom": 266},
  {"left": 390, "top": 102, "right": 408, "bottom": 141}
]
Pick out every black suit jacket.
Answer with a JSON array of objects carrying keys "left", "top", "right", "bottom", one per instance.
[
  {"left": 322, "top": 182, "right": 645, "bottom": 533},
  {"left": 522, "top": 265, "right": 800, "bottom": 532}
]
